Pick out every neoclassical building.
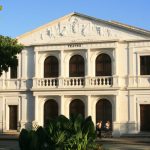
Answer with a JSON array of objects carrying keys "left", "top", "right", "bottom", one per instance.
[{"left": 0, "top": 12, "right": 150, "bottom": 136}]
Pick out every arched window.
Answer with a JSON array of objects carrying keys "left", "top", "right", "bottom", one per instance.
[
  {"left": 10, "top": 59, "right": 18, "bottom": 79},
  {"left": 69, "top": 99, "right": 85, "bottom": 118},
  {"left": 69, "top": 55, "right": 85, "bottom": 77},
  {"left": 10, "top": 66, "right": 17, "bottom": 79},
  {"left": 96, "top": 99, "right": 112, "bottom": 130},
  {"left": 96, "top": 53, "right": 112, "bottom": 76},
  {"left": 44, "top": 56, "right": 58, "bottom": 78},
  {"left": 140, "top": 56, "right": 150, "bottom": 75},
  {"left": 44, "top": 100, "right": 58, "bottom": 126}
]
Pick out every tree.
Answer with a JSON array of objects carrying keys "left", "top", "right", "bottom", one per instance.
[
  {"left": 0, "top": 35, "right": 24, "bottom": 75},
  {"left": 0, "top": 5, "right": 2, "bottom": 11}
]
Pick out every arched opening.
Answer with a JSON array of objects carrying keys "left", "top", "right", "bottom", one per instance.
[
  {"left": 44, "top": 56, "right": 58, "bottom": 78},
  {"left": 69, "top": 55, "right": 85, "bottom": 77},
  {"left": 69, "top": 99, "right": 85, "bottom": 118},
  {"left": 44, "top": 100, "right": 58, "bottom": 126},
  {"left": 10, "top": 66, "right": 17, "bottom": 79},
  {"left": 96, "top": 99, "right": 112, "bottom": 130},
  {"left": 96, "top": 53, "right": 112, "bottom": 76},
  {"left": 10, "top": 59, "right": 18, "bottom": 79},
  {"left": 140, "top": 105, "right": 150, "bottom": 131}
]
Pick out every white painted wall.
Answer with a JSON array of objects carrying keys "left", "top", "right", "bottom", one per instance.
[{"left": 0, "top": 13, "right": 150, "bottom": 137}]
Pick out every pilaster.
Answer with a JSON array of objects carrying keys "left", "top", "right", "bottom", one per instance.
[
  {"left": 34, "top": 50, "right": 39, "bottom": 78},
  {"left": 60, "top": 50, "right": 64, "bottom": 77},
  {"left": 59, "top": 95, "right": 64, "bottom": 115},
  {"left": 86, "top": 49, "right": 91, "bottom": 77},
  {"left": 113, "top": 45, "right": 118, "bottom": 76},
  {"left": 85, "top": 95, "right": 91, "bottom": 118},
  {"left": 113, "top": 95, "right": 120, "bottom": 137},
  {"left": 17, "top": 54, "right": 21, "bottom": 79},
  {"left": 21, "top": 50, "right": 27, "bottom": 79},
  {"left": 20, "top": 96, "right": 27, "bottom": 130},
  {"left": 128, "top": 94, "right": 136, "bottom": 133},
  {"left": 128, "top": 47, "right": 134, "bottom": 76},
  {"left": 34, "top": 96, "right": 39, "bottom": 121}
]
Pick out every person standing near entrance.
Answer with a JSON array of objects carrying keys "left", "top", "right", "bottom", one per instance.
[
  {"left": 96, "top": 120, "right": 102, "bottom": 138},
  {"left": 104, "top": 120, "right": 110, "bottom": 132}
]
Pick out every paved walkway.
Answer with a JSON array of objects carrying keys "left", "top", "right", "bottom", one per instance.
[
  {"left": 0, "top": 135, "right": 150, "bottom": 150},
  {"left": 97, "top": 137, "right": 150, "bottom": 150}
]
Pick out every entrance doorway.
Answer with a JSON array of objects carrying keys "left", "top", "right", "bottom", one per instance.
[
  {"left": 9, "top": 105, "right": 18, "bottom": 130},
  {"left": 44, "top": 100, "right": 58, "bottom": 126},
  {"left": 96, "top": 99, "right": 112, "bottom": 130},
  {"left": 140, "top": 105, "right": 150, "bottom": 131}
]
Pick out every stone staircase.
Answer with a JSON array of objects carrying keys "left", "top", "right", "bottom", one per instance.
[
  {"left": 121, "top": 132, "right": 150, "bottom": 138},
  {"left": 0, "top": 131, "right": 19, "bottom": 140}
]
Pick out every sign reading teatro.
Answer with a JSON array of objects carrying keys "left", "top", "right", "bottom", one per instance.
[{"left": 68, "top": 43, "right": 82, "bottom": 48}]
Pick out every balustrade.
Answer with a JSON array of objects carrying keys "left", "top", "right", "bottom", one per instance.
[
  {"left": 1, "top": 75, "right": 150, "bottom": 90},
  {"left": 0, "top": 79, "right": 27, "bottom": 90},
  {"left": 34, "top": 76, "right": 113, "bottom": 88}
]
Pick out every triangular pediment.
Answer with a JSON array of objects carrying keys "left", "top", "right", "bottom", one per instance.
[{"left": 17, "top": 12, "right": 150, "bottom": 45}]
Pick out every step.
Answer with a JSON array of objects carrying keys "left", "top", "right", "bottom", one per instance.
[{"left": 121, "top": 132, "right": 150, "bottom": 138}]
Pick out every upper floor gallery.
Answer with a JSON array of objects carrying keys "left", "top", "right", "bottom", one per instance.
[{"left": 1, "top": 12, "right": 150, "bottom": 90}]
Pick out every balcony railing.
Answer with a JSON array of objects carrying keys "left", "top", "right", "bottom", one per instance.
[
  {"left": 0, "top": 79, "right": 27, "bottom": 90},
  {"left": 1, "top": 75, "right": 150, "bottom": 90},
  {"left": 33, "top": 76, "right": 114, "bottom": 89},
  {"left": 90, "top": 77, "right": 112, "bottom": 86},
  {"left": 128, "top": 75, "right": 150, "bottom": 88}
]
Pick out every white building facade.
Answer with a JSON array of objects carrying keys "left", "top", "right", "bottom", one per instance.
[{"left": 0, "top": 12, "right": 150, "bottom": 136}]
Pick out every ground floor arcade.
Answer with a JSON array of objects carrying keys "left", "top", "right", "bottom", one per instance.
[{"left": 0, "top": 91, "right": 150, "bottom": 137}]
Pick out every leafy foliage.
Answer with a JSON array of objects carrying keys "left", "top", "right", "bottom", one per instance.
[
  {"left": 0, "top": 35, "right": 23, "bottom": 75},
  {"left": 19, "top": 114, "right": 100, "bottom": 150},
  {"left": 0, "top": 5, "right": 2, "bottom": 11}
]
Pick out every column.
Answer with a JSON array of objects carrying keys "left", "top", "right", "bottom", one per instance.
[
  {"left": 59, "top": 95, "right": 64, "bottom": 115},
  {"left": 17, "top": 54, "right": 21, "bottom": 79},
  {"left": 112, "top": 44, "right": 118, "bottom": 76},
  {"left": 0, "top": 96, "right": 4, "bottom": 132},
  {"left": 60, "top": 50, "right": 64, "bottom": 77},
  {"left": 128, "top": 47, "right": 135, "bottom": 87},
  {"left": 59, "top": 50, "right": 64, "bottom": 87},
  {"left": 20, "top": 96, "right": 27, "bottom": 130},
  {"left": 86, "top": 49, "right": 91, "bottom": 77},
  {"left": 34, "top": 96, "right": 39, "bottom": 121},
  {"left": 113, "top": 45, "right": 119, "bottom": 87},
  {"left": 115, "top": 95, "right": 120, "bottom": 122},
  {"left": 86, "top": 95, "right": 91, "bottom": 118},
  {"left": 128, "top": 94, "right": 136, "bottom": 133},
  {"left": 32, "top": 96, "right": 39, "bottom": 128},
  {"left": 21, "top": 50, "right": 27, "bottom": 89},
  {"left": 128, "top": 47, "right": 134, "bottom": 76},
  {"left": 34, "top": 50, "right": 39, "bottom": 78},
  {"left": 21, "top": 50, "right": 27, "bottom": 78},
  {"left": 128, "top": 95, "right": 135, "bottom": 122},
  {"left": 85, "top": 49, "right": 91, "bottom": 87},
  {"left": 113, "top": 95, "right": 120, "bottom": 137}
]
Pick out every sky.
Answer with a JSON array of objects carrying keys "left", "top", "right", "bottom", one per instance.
[{"left": 0, "top": 0, "right": 150, "bottom": 38}]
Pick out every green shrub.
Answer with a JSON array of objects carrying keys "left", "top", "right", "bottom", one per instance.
[{"left": 19, "top": 114, "right": 99, "bottom": 150}]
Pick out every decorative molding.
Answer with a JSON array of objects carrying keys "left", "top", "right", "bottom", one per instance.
[
  {"left": 18, "top": 15, "right": 146, "bottom": 45},
  {"left": 129, "top": 41, "right": 150, "bottom": 48},
  {"left": 34, "top": 42, "right": 117, "bottom": 52}
]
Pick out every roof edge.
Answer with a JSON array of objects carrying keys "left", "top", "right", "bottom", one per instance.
[{"left": 17, "top": 12, "right": 150, "bottom": 40}]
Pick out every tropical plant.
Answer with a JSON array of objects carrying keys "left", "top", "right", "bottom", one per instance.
[{"left": 19, "top": 114, "right": 100, "bottom": 150}]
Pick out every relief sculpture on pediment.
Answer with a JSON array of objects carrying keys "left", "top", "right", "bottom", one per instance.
[
  {"left": 37, "top": 17, "right": 119, "bottom": 40},
  {"left": 38, "top": 16, "right": 120, "bottom": 41},
  {"left": 18, "top": 14, "right": 148, "bottom": 45}
]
